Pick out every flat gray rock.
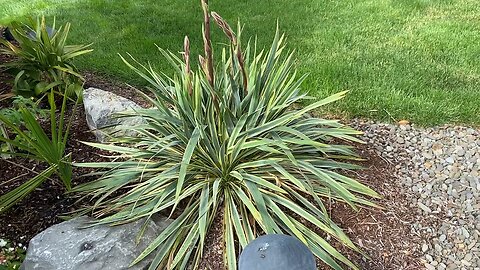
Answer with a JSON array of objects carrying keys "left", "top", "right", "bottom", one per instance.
[
  {"left": 21, "top": 216, "right": 171, "bottom": 270},
  {"left": 83, "top": 87, "right": 145, "bottom": 142}
]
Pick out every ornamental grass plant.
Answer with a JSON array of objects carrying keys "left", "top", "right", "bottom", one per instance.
[
  {"left": 73, "top": 1, "right": 379, "bottom": 269},
  {"left": 0, "top": 16, "right": 92, "bottom": 98}
]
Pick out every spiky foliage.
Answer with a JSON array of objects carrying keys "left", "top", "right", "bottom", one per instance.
[
  {"left": 73, "top": 4, "right": 379, "bottom": 270},
  {"left": 0, "top": 16, "right": 92, "bottom": 98},
  {"left": 0, "top": 90, "right": 79, "bottom": 213}
]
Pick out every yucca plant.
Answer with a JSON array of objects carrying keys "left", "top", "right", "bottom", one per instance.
[
  {"left": 73, "top": 2, "right": 379, "bottom": 269},
  {"left": 0, "top": 89, "right": 78, "bottom": 213},
  {"left": 0, "top": 16, "right": 92, "bottom": 98}
]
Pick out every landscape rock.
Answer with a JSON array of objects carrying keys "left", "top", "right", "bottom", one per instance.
[
  {"left": 21, "top": 215, "right": 171, "bottom": 270},
  {"left": 83, "top": 87, "right": 145, "bottom": 142}
]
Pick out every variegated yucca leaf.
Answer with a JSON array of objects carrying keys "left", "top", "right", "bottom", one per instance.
[{"left": 73, "top": 6, "right": 379, "bottom": 270}]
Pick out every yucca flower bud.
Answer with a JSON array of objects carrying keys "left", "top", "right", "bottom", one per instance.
[
  {"left": 201, "top": 0, "right": 214, "bottom": 89},
  {"left": 211, "top": 12, "right": 236, "bottom": 46},
  {"left": 183, "top": 36, "right": 192, "bottom": 96}
]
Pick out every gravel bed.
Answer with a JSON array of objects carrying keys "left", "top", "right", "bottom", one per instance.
[{"left": 352, "top": 120, "right": 480, "bottom": 270}]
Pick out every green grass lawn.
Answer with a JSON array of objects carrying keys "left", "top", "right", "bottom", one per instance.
[{"left": 1, "top": 0, "right": 479, "bottom": 126}]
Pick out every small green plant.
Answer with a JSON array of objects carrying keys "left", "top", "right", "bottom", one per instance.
[
  {"left": 0, "top": 96, "right": 48, "bottom": 125},
  {"left": 0, "top": 16, "right": 92, "bottom": 99},
  {"left": 0, "top": 239, "right": 26, "bottom": 270},
  {"left": 73, "top": 1, "right": 378, "bottom": 269},
  {"left": 0, "top": 89, "right": 78, "bottom": 213},
  {"left": 0, "top": 96, "right": 48, "bottom": 157}
]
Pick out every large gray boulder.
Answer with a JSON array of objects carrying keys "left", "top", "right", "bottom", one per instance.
[
  {"left": 83, "top": 87, "right": 145, "bottom": 142},
  {"left": 21, "top": 216, "right": 171, "bottom": 270}
]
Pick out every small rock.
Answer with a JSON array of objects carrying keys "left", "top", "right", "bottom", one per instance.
[
  {"left": 464, "top": 253, "right": 473, "bottom": 262},
  {"left": 425, "top": 263, "right": 435, "bottom": 270},
  {"left": 423, "top": 152, "right": 433, "bottom": 159},
  {"left": 445, "top": 157, "right": 455, "bottom": 164},
  {"left": 456, "top": 148, "right": 465, "bottom": 157},
  {"left": 418, "top": 202, "right": 432, "bottom": 213}
]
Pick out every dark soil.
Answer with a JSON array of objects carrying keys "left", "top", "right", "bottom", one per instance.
[
  {"left": 0, "top": 55, "right": 140, "bottom": 243},
  {"left": 0, "top": 75, "right": 123, "bottom": 244},
  {"left": 325, "top": 144, "right": 422, "bottom": 270},
  {"left": 0, "top": 107, "right": 105, "bottom": 243},
  {"left": 0, "top": 56, "right": 421, "bottom": 269},
  {"left": 0, "top": 53, "right": 14, "bottom": 101}
]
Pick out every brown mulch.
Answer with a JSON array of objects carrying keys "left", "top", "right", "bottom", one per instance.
[
  {"left": 196, "top": 142, "right": 422, "bottom": 270},
  {"left": 0, "top": 57, "right": 421, "bottom": 269},
  {"left": 199, "top": 208, "right": 226, "bottom": 270},
  {"left": 0, "top": 75, "right": 124, "bottom": 244},
  {"left": 325, "top": 144, "right": 422, "bottom": 270},
  {"left": 0, "top": 53, "right": 14, "bottom": 101},
  {"left": 0, "top": 107, "right": 106, "bottom": 242},
  {"left": 0, "top": 56, "right": 141, "bottom": 243}
]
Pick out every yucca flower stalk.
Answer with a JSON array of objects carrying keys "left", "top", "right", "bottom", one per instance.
[
  {"left": 73, "top": 3, "right": 379, "bottom": 270},
  {"left": 201, "top": 0, "right": 214, "bottom": 86},
  {"left": 183, "top": 36, "right": 193, "bottom": 96}
]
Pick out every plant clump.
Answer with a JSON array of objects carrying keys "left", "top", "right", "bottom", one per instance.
[
  {"left": 0, "top": 17, "right": 84, "bottom": 214},
  {"left": 73, "top": 1, "right": 379, "bottom": 269},
  {"left": 0, "top": 89, "right": 79, "bottom": 213},
  {"left": 0, "top": 16, "right": 92, "bottom": 99}
]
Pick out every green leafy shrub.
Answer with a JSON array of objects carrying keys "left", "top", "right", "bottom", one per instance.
[
  {"left": 0, "top": 90, "right": 79, "bottom": 213},
  {"left": 0, "top": 239, "right": 26, "bottom": 270},
  {"left": 73, "top": 2, "right": 379, "bottom": 269},
  {"left": 0, "top": 16, "right": 92, "bottom": 99},
  {"left": 0, "top": 96, "right": 48, "bottom": 125}
]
